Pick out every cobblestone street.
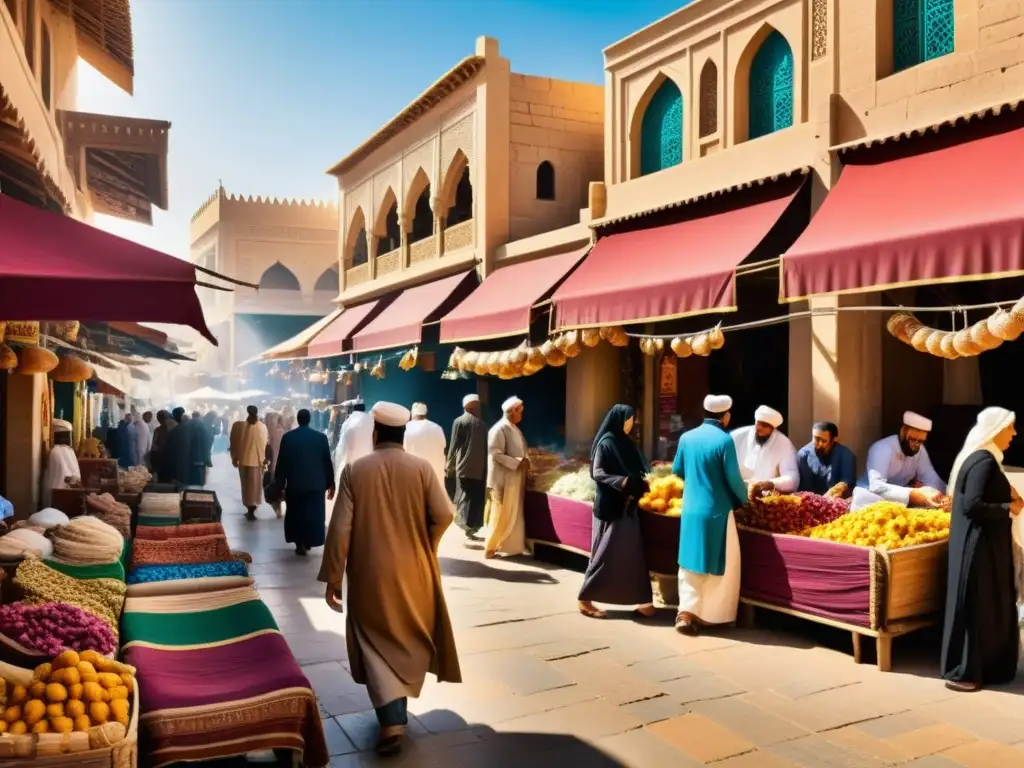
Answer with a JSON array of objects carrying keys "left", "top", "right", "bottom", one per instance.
[{"left": 209, "top": 457, "right": 1024, "bottom": 768}]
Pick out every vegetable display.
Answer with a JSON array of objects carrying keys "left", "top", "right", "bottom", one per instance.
[
  {"left": 798, "top": 501, "right": 951, "bottom": 550},
  {"left": 639, "top": 475, "right": 684, "bottom": 517},
  {"left": 0, "top": 603, "right": 117, "bottom": 656},
  {"left": 737, "top": 492, "right": 851, "bottom": 534}
]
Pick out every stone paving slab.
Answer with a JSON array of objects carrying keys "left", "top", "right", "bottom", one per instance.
[{"left": 202, "top": 457, "right": 1024, "bottom": 767}]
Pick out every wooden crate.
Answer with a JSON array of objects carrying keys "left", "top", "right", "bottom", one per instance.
[{"left": 872, "top": 540, "right": 948, "bottom": 626}]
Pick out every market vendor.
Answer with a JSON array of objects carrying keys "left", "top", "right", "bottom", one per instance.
[
  {"left": 731, "top": 405, "right": 799, "bottom": 494},
  {"left": 796, "top": 421, "right": 857, "bottom": 496},
  {"left": 43, "top": 419, "right": 81, "bottom": 508},
  {"left": 852, "top": 411, "right": 947, "bottom": 511}
]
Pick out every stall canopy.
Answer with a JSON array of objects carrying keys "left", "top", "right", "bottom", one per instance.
[
  {"left": 250, "top": 309, "right": 344, "bottom": 363},
  {"left": 0, "top": 195, "right": 219, "bottom": 343},
  {"left": 781, "top": 124, "right": 1024, "bottom": 301},
  {"left": 552, "top": 181, "right": 805, "bottom": 330},
  {"left": 439, "top": 247, "right": 589, "bottom": 343},
  {"left": 307, "top": 301, "right": 382, "bottom": 359},
  {"left": 350, "top": 270, "right": 476, "bottom": 353}
]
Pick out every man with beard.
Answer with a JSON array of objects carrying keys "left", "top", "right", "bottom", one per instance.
[
  {"left": 796, "top": 421, "right": 857, "bottom": 497},
  {"left": 853, "top": 411, "right": 947, "bottom": 510},
  {"left": 731, "top": 405, "right": 799, "bottom": 495}
]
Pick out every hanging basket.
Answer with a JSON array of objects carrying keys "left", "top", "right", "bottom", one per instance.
[
  {"left": 4, "top": 321, "right": 40, "bottom": 345},
  {"left": 952, "top": 329, "right": 982, "bottom": 357},
  {"left": 581, "top": 328, "right": 601, "bottom": 348},
  {"left": 988, "top": 308, "right": 1024, "bottom": 342},
  {"left": 15, "top": 346, "right": 59, "bottom": 375},
  {"left": 49, "top": 354, "right": 94, "bottom": 383},
  {"left": 670, "top": 337, "right": 692, "bottom": 358}
]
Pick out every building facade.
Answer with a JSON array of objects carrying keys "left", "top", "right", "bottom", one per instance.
[{"left": 1, "top": 0, "right": 172, "bottom": 512}]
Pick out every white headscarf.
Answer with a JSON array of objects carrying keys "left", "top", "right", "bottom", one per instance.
[{"left": 947, "top": 407, "right": 1016, "bottom": 497}]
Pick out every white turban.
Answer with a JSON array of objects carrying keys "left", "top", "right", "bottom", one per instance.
[
  {"left": 947, "top": 407, "right": 1015, "bottom": 496},
  {"left": 754, "top": 406, "right": 784, "bottom": 429},
  {"left": 411, "top": 402, "right": 428, "bottom": 417},
  {"left": 53, "top": 419, "right": 72, "bottom": 433},
  {"left": 903, "top": 411, "right": 933, "bottom": 432},
  {"left": 463, "top": 394, "right": 480, "bottom": 407},
  {"left": 371, "top": 402, "right": 410, "bottom": 427},
  {"left": 502, "top": 396, "right": 523, "bottom": 413},
  {"left": 703, "top": 395, "right": 732, "bottom": 414}
]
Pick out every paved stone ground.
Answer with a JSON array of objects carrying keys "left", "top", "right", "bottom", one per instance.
[{"left": 206, "top": 455, "right": 1024, "bottom": 768}]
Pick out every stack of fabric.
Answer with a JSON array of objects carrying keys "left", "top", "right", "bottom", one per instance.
[
  {"left": 134, "top": 522, "right": 225, "bottom": 540},
  {"left": 85, "top": 493, "right": 132, "bottom": 538},
  {"left": 137, "top": 492, "right": 182, "bottom": 527},
  {"left": 49, "top": 516, "right": 124, "bottom": 565},
  {"left": 131, "top": 534, "right": 234, "bottom": 569},
  {"left": 120, "top": 584, "right": 328, "bottom": 768},
  {"left": 126, "top": 523, "right": 248, "bottom": 596},
  {"left": 14, "top": 558, "right": 126, "bottom": 635}
]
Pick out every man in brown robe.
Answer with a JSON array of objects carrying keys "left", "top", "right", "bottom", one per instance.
[{"left": 319, "top": 401, "right": 461, "bottom": 756}]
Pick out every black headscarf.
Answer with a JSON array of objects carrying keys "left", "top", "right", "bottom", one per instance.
[{"left": 590, "top": 404, "right": 649, "bottom": 480}]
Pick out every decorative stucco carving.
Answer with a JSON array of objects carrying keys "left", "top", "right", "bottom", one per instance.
[
  {"left": 372, "top": 164, "right": 401, "bottom": 225},
  {"left": 345, "top": 180, "right": 372, "bottom": 232},
  {"left": 812, "top": 0, "right": 828, "bottom": 60},
  {"left": 376, "top": 248, "right": 401, "bottom": 276},
  {"left": 443, "top": 219, "right": 474, "bottom": 254},
  {"left": 699, "top": 61, "right": 718, "bottom": 138},
  {"left": 440, "top": 115, "right": 475, "bottom": 182},
  {"left": 346, "top": 263, "right": 370, "bottom": 288},
  {"left": 409, "top": 237, "right": 437, "bottom": 264},
  {"left": 441, "top": 96, "right": 476, "bottom": 131},
  {"left": 403, "top": 139, "right": 436, "bottom": 202}
]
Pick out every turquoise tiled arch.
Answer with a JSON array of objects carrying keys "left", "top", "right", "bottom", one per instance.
[
  {"left": 748, "top": 30, "right": 794, "bottom": 141},
  {"left": 639, "top": 77, "right": 683, "bottom": 176}
]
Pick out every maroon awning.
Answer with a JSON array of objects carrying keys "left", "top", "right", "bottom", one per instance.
[
  {"left": 781, "top": 124, "right": 1024, "bottom": 301},
  {"left": 0, "top": 195, "right": 217, "bottom": 343},
  {"left": 306, "top": 301, "right": 382, "bottom": 359}
]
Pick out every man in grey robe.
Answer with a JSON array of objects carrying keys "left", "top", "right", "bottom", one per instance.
[
  {"left": 319, "top": 401, "right": 461, "bottom": 757},
  {"left": 446, "top": 393, "right": 488, "bottom": 540}
]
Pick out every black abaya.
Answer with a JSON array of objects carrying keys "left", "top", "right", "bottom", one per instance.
[{"left": 940, "top": 450, "right": 1019, "bottom": 686}]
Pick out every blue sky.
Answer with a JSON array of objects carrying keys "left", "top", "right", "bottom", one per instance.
[{"left": 80, "top": 0, "right": 688, "bottom": 256}]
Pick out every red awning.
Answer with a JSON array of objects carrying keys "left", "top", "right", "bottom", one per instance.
[
  {"left": 0, "top": 195, "right": 217, "bottom": 343},
  {"left": 306, "top": 301, "right": 382, "bottom": 359},
  {"left": 351, "top": 271, "right": 475, "bottom": 352},
  {"left": 439, "top": 247, "right": 589, "bottom": 343},
  {"left": 782, "top": 125, "right": 1024, "bottom": 301},
  {"left": 552, "top": 183, "right": 803, "bottom": 329}
]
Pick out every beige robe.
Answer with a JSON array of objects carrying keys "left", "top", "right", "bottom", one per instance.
[
  {"left": 484, "top": 419, "right": 528, "bottom": 556},
  {"left": 318, "top": 444, "right": 461, "bottom": 707}
]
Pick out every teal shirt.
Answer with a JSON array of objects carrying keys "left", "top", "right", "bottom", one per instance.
[{"left": 672, "top": 420, "right": 749, "bottom": 576}]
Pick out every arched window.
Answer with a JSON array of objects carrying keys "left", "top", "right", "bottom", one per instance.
[
  {"left": 259, "top": 262, "right": 301, "bottom": 291},
  {"left": 314, "top": 266, "right": 339, "bottom": 293},
  {"left": 41, "top": 22, "right": 51, "bottom": 110},
  {"left": 411, "top": 185, "right": 433, "bottom": 243},
  {"left": 536, "top": 161, "right": 555, "bottom": 200},
  {"left": 699, "top": 60, "right": 718, "bottom": 138},
  {"left": 748, "top": 31, "right": 794, "bottom": 141},
  {"left": 351, "top": 226, "right": 369, "bottom": 267},
  {"left": 894, "top": 0, "right": 954, "bottom": 73},
  {"left": 378, "top": 200, "right": 401, "bottom": 254},
  {"left": 447, "top": 167, "right": 473, "bottom": 226},
  {"left": 639, "top": 78, "right": 683, "bottom": 176}
]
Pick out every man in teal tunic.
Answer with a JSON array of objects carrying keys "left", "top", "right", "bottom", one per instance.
[{"left": 671, "top": 394, "right": 750, "bottom": 635}]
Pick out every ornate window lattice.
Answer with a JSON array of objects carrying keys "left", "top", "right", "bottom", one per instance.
[
  {"left": 699, "top": 61, "right": 718, "bottom": 138},
  {"left": 639, "top": 78, "right": 683, "bottom": 176},
  {"left": 894, "top": 0, "right": 955, "bottom": 73},
  {"left": 748, "top": 31, "right": 794, "bottom": 141}
]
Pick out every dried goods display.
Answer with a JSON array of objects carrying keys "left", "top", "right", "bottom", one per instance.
[
  {"left": 639, "top": 475, "right": 684, "bottom": 517},
  {"left": 527, "top": 450, "right": 594, "bottom": 501},
  {"left": 0, "top": 603, "right": 117, "bottom": 657},
  {"left": 737, "top": 491, "right": 850, "bottom": 534},
  {"left": 798, "top": 501, "right": 951, "bottom": 550},
  {"left": 641, "top": 325, "right": 726, "bottom": 358},
  {"left": 887, "top": 298, "right": 1024, "bottom": 359}
]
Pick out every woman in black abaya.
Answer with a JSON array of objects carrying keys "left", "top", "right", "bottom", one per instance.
[
  {"left": 578, "top": 404, "right": 655, "bottom": 620},
  {"left": 940, "top": 407, "right": 1022, "bottom": 692}
]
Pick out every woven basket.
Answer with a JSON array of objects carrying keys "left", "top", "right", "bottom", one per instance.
[
  {"left": 924, "top": 330, "right": 946, "bottom": 357},
  {"left": 4, "top": 321, "right": 39, "bottom": 345},
  {"left": 581, "top": 329, "right": 601, "bottom": 348},
  {"left": 969, "top": 320, "right": 1003, "bottom": 351},
  {"left": 50, "top": 354, "right": 94, "bottom": 383},
  {"left": 952, "top": 329, "right": 982, "bottom": 357},
  {"left": 909, "top": 327, "right": 931, "bottom": 353},
  {"left": 886, "top": 312, "right": 921, "bottom": 344},
  {"left": 987, "top": 309, "right": 1023, "bottom": 342},
  {"left": 939, "top": 333, "right": 959, "bottom": 359},
  {"left": 16, "top": 346, "right": 59, "bottom": 375}
]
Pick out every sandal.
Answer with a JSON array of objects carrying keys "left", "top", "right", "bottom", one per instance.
[
  {"left": 578, "top": 601, "right": 606, "bottom": 619},
  {"left": 634, "top": 606, "right": 657, "bottom": 619},
  {"left": 945, "top": 680, "right": 981, "bottom": 693},
  {"left": 376, "top": 725, "right": 405, "bottom": 756}
]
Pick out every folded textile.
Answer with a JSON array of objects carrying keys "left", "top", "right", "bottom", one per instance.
[
  {"left": 136, "top": 516, "right": 181, "bottom": 528},
  {"left": 49, "top": 515, "right": 124, "bottom": 565},
  {"left": 131, "top": 534, "right": 233, "bottom": 568},
  {"left": 0, "top": 529, "right": 52, "bottom": 560},
  {"left": 126, "top": 575, "right": 254, "bottom": 598},
  {"left": 85, "top": 493, "right": 132, "bottom": 538},
  {"left": 44, "top": 559, "right": 126, "bottom": 582},
  {"left": 127, "top": 561, "right": 248, "bottom": 585},
  {"left": 134, "top": 523, "right": 226, "bottom": 540},
  {"left": 122, "top": 598, "right": 278, "bottom": 649},
  {"left": 124, "top": 633, "right": 328, "bottom": 768},
  {"left": 14, "top": 558, "right": 125, "bottom": 633},
  {"left": 138, "top": 492, "right": 181, "bottom": 518},
  {"left": 123, "top": 585, "right": 260, "bottom": 615}
]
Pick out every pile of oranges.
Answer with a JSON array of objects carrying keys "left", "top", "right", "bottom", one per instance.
[{"left": 638, "top": 475, "right": 684, "bottom": 517}]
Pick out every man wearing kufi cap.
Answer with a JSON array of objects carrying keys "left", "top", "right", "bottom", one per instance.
[
  {"left": 484, "top": 396, "right": 529, "bottom": 558},
  {"left": 670, "top": 394, "right": 750, "bottom": 635},
  {"left": 403, "top": 403, "right": 447, "bottom": 488},
  {"left": 320, "top": 401, "right": 461, "bottom": 757},
  {"left": 853, "top": 411, "right": 947, "bottom": 511},
  {"left": 43, "top": 420, "right": 81, "bottom": 508},
  {"left": 446, "top": 393, "right": 487, "bottom": 539},
  {"left": 731, "top": 405, "right": 800, "bottom": 495},
  {"left": 333, "top": 397, "right": 374, "bottom": 493}
]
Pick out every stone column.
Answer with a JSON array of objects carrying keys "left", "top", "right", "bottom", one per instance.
[
  {"left": 400, "top": 216, "right": 411, "bottom": 270},
  {"left": 565, "top": 344, "right": 621, "bottom": 455}
]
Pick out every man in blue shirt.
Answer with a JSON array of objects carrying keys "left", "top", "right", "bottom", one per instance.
[{"left": 796, "top": 421, "right": 857, "bottom": 497}]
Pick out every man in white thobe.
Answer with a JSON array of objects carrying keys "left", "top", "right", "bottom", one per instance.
[
  {"left": 44, "top": 420, "right": 81, "bottom": 508},
  {"left": 853, "top": 411, "right": 947, "bottom": 510},
  {"left": 484, "top": 396, "right": 529, "bottom": 559},
  {"left": 132, "top": 413, "right": 151, "bottom": 467},
  {"left": 334, "top": 401, "right": 374, "bottom": 490},
  {"left": 731, "top": 405, "right": 799, "bottom": 494},
  {"left": 403, "top": 402, "right": 446, "bottom": 487}
]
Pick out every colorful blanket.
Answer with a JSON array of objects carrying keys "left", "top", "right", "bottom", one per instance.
[
  {"left": 126, "top": 575, "right": 253, "bottom": 598},
  {"left": 134, "top": 523, "right": 225, "bottom": 540},
  {"left": 44, "top": 559, "right": 126, "bottom": 582},
  {"left": 131, "top": 534, "right": 233, "bottom": 568},
  {"left": 136, "top": 516, "right": 182, "bottom": 528},
  {"left": 127, "top": 561, "right": 248, "bottom": 585},
  {"left": 121, "top": 598, "right": 278, "bottom": 650}
]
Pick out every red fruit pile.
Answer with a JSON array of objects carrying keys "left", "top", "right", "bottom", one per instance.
[{"left": 737, "top": 492, "right": 850, "bottom": 535}]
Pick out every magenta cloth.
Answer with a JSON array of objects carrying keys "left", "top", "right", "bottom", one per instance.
[
  {"left": 739, "top": 528, "right": 873, "bottom": 627},
  {"left": 524, "top": 491, "right": 593, "bottom": 553},
  {"left": 638, "top": 511, "right": 681, "bottom": 574},
  {"left": 124, "top": 632, "right": 312, "bottom": 711},
  {"left": 0, "top": 195, "right": 216, "bottom": 343}
]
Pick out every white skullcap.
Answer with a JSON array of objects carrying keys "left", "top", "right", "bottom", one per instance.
[
  {"left": 754, "top": 405, "right": 784, "bottom": 428},
  {"left": 703, "top": 395, "right": 732, "bottom": 414},
  {"left": 411, "top": 402, "right": 428, "bottom": 417},
  {"left": 371, "top": 402, "right": 410, "bottom": 428},
  {"left": 903, "top": 411, "right": 933, "bottom": 432},
  {"left": 502, "top": 396, "right": 523, "bottom": 413},
  {"left": 53, "top": 419, "right": 72, "bottom": 433},
  {"left": 463, "top": 394, "right": 480, "bottom": 407}
]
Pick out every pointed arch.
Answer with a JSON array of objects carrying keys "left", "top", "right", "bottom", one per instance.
[
  {"left": 629, "top": 73, "right": 684, "bottom": 179},
  {"left": 441, "top": 150, "right": 472, "bottom": 227},
  {"left": 345, "top": 207, "right": 369, "bottom": 268},
  {"left": 374, "top": 186, "right": 401, "bottom": 254},
  {"left": 405, "top": 167, "right": 433, "bottom": 244},
  {"left": 314, "top": 265, "right": 339, "bottom": 293},
  {"left": 259, "top": 262, "right": 301, "bottom": 291},
  {"left": 536, "top": 160, "right": 555, "bottom": 200},
  {"left": 735, "top": 26, "right": 794, "bottom": 143},
  {"left": 439, "top": 149, "right": 470, "bottom": 212},
  {"left": 699, "top": 59, "right": 719, "bottom": 138}
]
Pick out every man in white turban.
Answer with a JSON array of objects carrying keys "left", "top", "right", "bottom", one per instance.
[
  {"left": 731, "top": 405, "right": 799, "bottom": 494},
  {"left": 43, "top": 420, "right": 80, "bottom": 509},
  {"left": 670, "top": 394, "right": 750, "bottom": 635},
  {"left": 403, "top": 402, "right": 447, "bottom": 487},
  {"left": 320, "top": 401, "right": 460, "bottom": 757},
  {"left": 485, "top": 396, "right": 529, "bottom": 558},
  {"left": 853, "top": 411, "right": 947, "bottom": 511}
]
